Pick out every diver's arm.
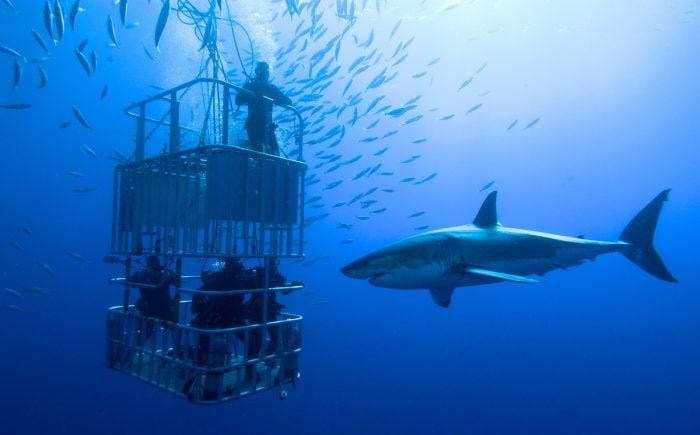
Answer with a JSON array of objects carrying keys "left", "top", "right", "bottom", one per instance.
[
  {"left": 235, "top": 83, "right": 254, "bottom": 105},
  {"left": 272, "top": 86, "right": 292, "bottom": 107},
  {"left": 235, "top": 90, "right": 248, "bottom": 105}
]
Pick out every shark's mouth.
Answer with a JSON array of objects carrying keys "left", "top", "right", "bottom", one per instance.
[{"left": 368, "top": 272, "right": 386, "bottom": 286}]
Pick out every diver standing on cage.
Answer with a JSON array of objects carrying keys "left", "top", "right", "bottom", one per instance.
[{"left": 235, "top": 61, "right": 292, "bottom": 155}]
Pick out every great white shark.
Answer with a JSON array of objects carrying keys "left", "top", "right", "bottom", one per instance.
[{"left": 341, "top": 190, "right": 677, "bottom": 307}]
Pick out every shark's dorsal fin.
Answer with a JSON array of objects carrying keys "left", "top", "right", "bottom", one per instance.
[{"left": 473, "top": 191, "right": 500, "bottom": 228}]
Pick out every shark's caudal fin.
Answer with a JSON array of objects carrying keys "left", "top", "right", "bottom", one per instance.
[{"left": 619, "top": 189, "right": 678, "bottom": 283}]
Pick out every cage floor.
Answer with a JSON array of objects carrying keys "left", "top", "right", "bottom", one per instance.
[{"left": 115, "top": 349, "right": 287, "bottom": 403}]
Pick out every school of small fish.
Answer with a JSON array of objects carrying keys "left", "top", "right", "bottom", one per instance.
[{"left": 0, "top": 0, "right": 548, "bottom": 309}]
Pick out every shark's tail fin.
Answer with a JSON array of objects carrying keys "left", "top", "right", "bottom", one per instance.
[{"left": 618, "top": 189, "right": 677, "bottom": 283}]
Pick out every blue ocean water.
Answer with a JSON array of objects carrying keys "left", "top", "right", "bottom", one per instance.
[{"left": 1, "top": 1, "right": 699, "bottom": 434}]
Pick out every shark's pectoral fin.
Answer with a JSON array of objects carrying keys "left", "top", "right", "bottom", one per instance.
[
  {"left": 466, "top": 268, "right": 538, "bottom": 283},
  {"left": 429, "top": 287, "right": 455, "bottom": 308}
]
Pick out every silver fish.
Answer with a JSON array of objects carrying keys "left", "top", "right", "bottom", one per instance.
[
  {"left": 414, "top": 172, "right": 437, "bottom": 185},
  {"left": 89, "top": 49, "right": 97, "bottom": 73},
  {"left": 466, "top": 103, "right": 482, "bottom": 114},
  {"left": 142, "top": 44, "right": 155, "bottom": 61},
  {"left": 23, "top": 286, "right": 51, "bottom": 295},
  {"left": 107, "top": 15, "right": 118, "bottom": 46},
  {"left": 72, "top": 186, "right": 97, "bottom": 193},
  {"left": 372, "top": 147, "right": 389, "bottom": 156},
  {"left": 4, "top": 287, "right": 22, "bottom": 298},
  {"left": 54, "top": 0, "right": 65, "bottom": 42},
  {"left": 37, "top": 261, "right": 56, "bottom": 276},
  {"left": 67, "top": 252, "right": 91, "bottom": 263},
  {"left": 154, "top": 0, "right": 170, "bottom": 49},
  {"left": 38, "top": 65, "right": 48, "bottom": 88},
  {"left": 12, "top": 59, "right": 21, "bottom": 90},
  {"left": 30, "top": 56, "right": 51, "bottom": 63},
  {"left": 524, "top": 117, "right": 541, "bottom": 130},
  {"left": 323, "top": 180, "right": 343, "bottom": 190},
  {"left": 479, "top": 180, "right": 495, "bottom": 192},
  {"left": 72, "top": 105, "right": 92, "bottom": 129},
  {"left": 0, "top": 43, "right": 23, "bottom": 59},
  {"left": 119, "top": 0, "right": 127, "bottom": 26},
  {"left": 74, "top": 48, "right": 90, "bottom": 76},
  {"left": 69, "top": 0, "right": 80, "bottom": 31},
  {"left": 82, "top": 144, "right": 97, "bottom": 158},
  {"left": 475, "top": 62, "right": 488, "bottom": 74},
  {"left": 43, "top": 0, "right": 54, "bottom": 43},
  {"left": 458, "top": 77, "right": 473, "bottom": 90},
  {"left": 0, "top": 103, "right": 31, "bottom": 110},
  {"left": 31, "top": 30, "right": 50, "bottom": 54}
]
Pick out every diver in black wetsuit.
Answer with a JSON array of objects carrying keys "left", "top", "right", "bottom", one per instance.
[
  {"left": 191, "top": 257, "right": 247, "bottom": 329},
  {"left": 235, "top": 61, "right": 292, "bottom": 155},
  {"left": 244, "top": 260, "right": 288, "bottom": 360},
  {"left": 190, "top": 258, "right": 248, "bottom": 370},
  {"left": 132, "top": 255, "right": 176, "bottom": 321},
  {"left": 131, "top": 255, "right": 176, "bottom": 340}
]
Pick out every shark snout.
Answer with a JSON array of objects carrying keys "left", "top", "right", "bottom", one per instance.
[
  {"left": 340, "top": 260, "right": 369, "bottom": 279},
  {"left": 340, "top": 257, "right": 383, "bottom": 280}
]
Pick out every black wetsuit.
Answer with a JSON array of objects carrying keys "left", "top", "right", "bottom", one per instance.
[
  {"left": 190, "top": 260, "right": 249, "bottom": 368},
  {"left": 191, "top": 261, "right": 247, "bottom": 329},
  {"left": 131, "top": 262, "right": 176, "bottom": 341},
  {"left": 243, "top": 266, "right": 287, "bottom": 359},
  {"left": 235, "top": 79, "right": 292, "bottom": 155},
  {"left": 132, "top": 268, "right": 176, "bottom": 322}
]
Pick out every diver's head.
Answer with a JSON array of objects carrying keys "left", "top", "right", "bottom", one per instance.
[
  {"left": 254, "top": 62, "right": 270, "bottom": 83},
  {"left": 146, "top": 255, "right": 161, "bottom": 270},
  {"left": 223, "top": 257, "right": 243, "bottom": 272}
]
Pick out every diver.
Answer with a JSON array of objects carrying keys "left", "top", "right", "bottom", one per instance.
[
  {"left": 186, "top": 258, "right": 249, "bottom": 399},
  {"left": 189, "top": 257, "right": 248, "bottom": 378},
  {"left": 191, "top": 257, "right": 247, "bottom": 330},
  {"left": 130, "top": 254, "right": 177, "bottom": 341},
  {"left": 243, "top": 259, "right": 290, "bottom": 362},
  {"left": 235, "top": 61, "right": 292, "bottom": 155}
]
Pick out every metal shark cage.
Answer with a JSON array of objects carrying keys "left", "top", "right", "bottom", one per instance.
[{"left": 105, "top": 78, "right": 307, "bottom": 404}]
